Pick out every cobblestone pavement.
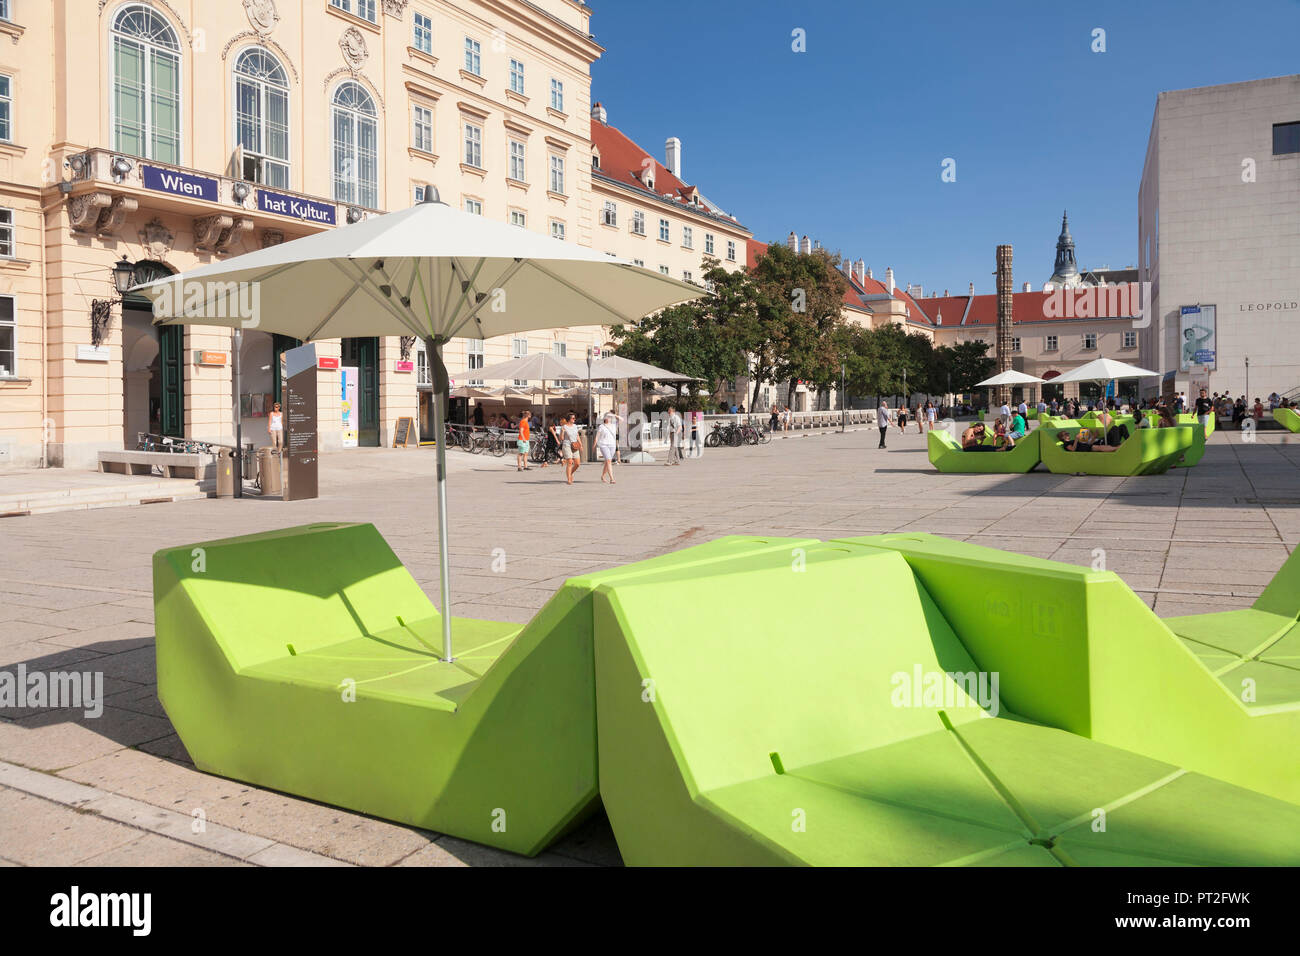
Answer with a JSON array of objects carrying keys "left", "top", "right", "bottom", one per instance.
[{"left": 2, "top": 424, "right": 1297, "bottom": 866}]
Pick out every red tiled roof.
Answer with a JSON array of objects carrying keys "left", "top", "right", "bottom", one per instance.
[
  {"left": 958, "top": 285, "right": 1142, "bottom": 326},
  {"left": 746, "top": 239, "right": 768, "bottom": 268},
  {"left": 913, "top": 295, "right": 971, "bottom": 327},
  {"left": 591, "top": 118, "right": 738, "bottom": 222}
]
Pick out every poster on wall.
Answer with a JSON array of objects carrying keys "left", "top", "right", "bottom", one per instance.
[
  {"left": 284, "top": 344, "right": 319, "bottom": 501},
  {"left": 340, "top": 366, "right": 358, "bottom": 449},
  {"left": 1179, "top": 305, "right": 1216, "bottom": 371}
]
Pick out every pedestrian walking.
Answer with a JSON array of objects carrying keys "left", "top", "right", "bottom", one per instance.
[
  {"left": 515, "top": 411, "right": 531, "bottom": 472},
  {"left": 897, "top": 404, "right": 908, "bottom": 434},
  {"left": 770, "top": 403, "right": 780, "bottom": 433},
  {"left": 268, "top": 402, "right": 284, "bottom": 451},
  {"left": 926, "top": 401, "right": 937, "bottom": 431},
  {"left": 877, "top": 400, "right": 890, "bottom": 448},
  {"left": 915, "top": 404, "right": 924, "bottom": 434},
  {"left": 596, "top": 413, "right": 618, "bottom": 484},
  {"left": 1194, "top": 388, "right": 1213, "bottom": 430},
  {"left": 666, "top": 406, "right": 684, "bottom": 465},
  {"left": 559, "top": 412, "right": 581, "bottom": 485}
]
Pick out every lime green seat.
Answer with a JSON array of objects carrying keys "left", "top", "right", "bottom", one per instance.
[
  {"left": 928, "top": 428, "right": 1041, "bottom": 473},
  {"left": 847, "top": 533, "right": 1300, "bottom": 806},
  {"left": 1276, "top": 407, "right": 1300, "bottom": 433},
  {"left": 1039, "top": 424, "right": 1194, "bottom": 475}
]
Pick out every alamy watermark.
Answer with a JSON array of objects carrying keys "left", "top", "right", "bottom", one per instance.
[
  {"left": 0, "top": 664, "right": 103, "bottom": 718},
  {"left": 150, "top": 278, "right": 262, "bottom": 329},
  {"left": 890, "top": 664, "right": 1000, "bottom": 716}
]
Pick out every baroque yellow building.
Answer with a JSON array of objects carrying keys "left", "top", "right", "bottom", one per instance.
[{"left": 0, "top": 0, "right": 609, "bottom": 469}]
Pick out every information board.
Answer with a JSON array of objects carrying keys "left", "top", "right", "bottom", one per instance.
[
  {"left": 393, "top": 416, "right": 416, "bottom": 448},
  {"left": 284, "top": 344, "right": 319, "bottom": 501}
]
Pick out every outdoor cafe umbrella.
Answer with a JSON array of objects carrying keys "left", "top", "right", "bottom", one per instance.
[
  {"left": 1051, "top": 357, "right": 1160, "bottom": 404},
  {"left": 136, "top": 188, "right": 703, "bottom": 661},
  {"left": 974, "top": 370, "right": 1045, "bottom": 416},
  {"left": 452, "top": 352, "right": 589, "bottom": 435}
]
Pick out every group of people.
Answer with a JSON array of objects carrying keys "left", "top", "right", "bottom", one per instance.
[
  {"left": 960, "top": 404, "right": 1031, "bottom": 452},
  {"left": 873, "top": 401, "right": 941, "bottom": 448}
]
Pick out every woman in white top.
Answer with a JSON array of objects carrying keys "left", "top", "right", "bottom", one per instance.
[
  {"left": 268, "top": 402, "right": 284, "bottom": 451},
  {"left": 596, "top": 414, "right": 618, "bottom": 484},
  {"left": 559, "top": 412, "right": 581, "bottom": 485}
]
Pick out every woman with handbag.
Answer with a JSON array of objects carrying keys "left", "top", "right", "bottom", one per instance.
[{"left": 559, "top": 412, "right": 582, "bottom": 485}]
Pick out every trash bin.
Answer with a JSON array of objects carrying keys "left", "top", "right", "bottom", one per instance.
[
  {"left": 241, "top": 442, "right": 256, "bottom": 480},
  {"left": 258, "top": 447, "right": 282, "bottom": 495},
  {"left": 215, "top": 448, "right": 235, "bottom": 498}
]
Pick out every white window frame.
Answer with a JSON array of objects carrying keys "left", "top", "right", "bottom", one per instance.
[
  {"left": 464, "top": 197, "right": 482, "bottom": 215},
  {"left": 602, "top": 200, "right": 617, "bottom": 227},
  {"left": 549, "top": 154, "right": 565, "bottom": 194},
  {"left": 1083, "top": 332, "right": 1097, "bottom": 350},
  {"left": 1046, "top": 334, "right": 1058, "bottom": 351},
  {"left": 413, "top": 12, "right": 433, "bottom": 54},
  {"left": 332, "top": 0, "right": 377, "bottom": 23},
  {"left": 508, "top": 139, "right": 526, "bottom": 182},
  {"left": 632, "top": 258, "right": 645, "bottom": 268},
  {"left": 658, "top": 218, "right": 670, "bottom": 242},
  {"left": 233, "top": 47, "right": 291, "bottom": 188},
  {"left": 0, "top": 2, "right": 10, "bottom": 22},
  {"left": 509, "top": 59, "right": 525, "bottom": 95},
  {"left": 110, "top": 4, "right": 183, "bottom": 164},
  {"left": 550, "top": 220, "right": 565, "bottom": 241},
  {"left": 510, "top": 209, "right": 526, "bottom": 228},
  {"left": 1123, "top": 330, "right": 1137, "bottom": 348},
  {"left": 512, "top": 335, "right": 529, "bottom": 386},
  {"left": 705, "top": 233, "right": 714, "bottom": 255},
  {"left": 550, "top": 78, "right": 564, "bottom": 112},
  {"left": 464, "top": 122, "right": 482, "bottom": 168},
  {"left": 683, "top": 270, "right": 693, "bottom": 283},
  {"left": 552, "top": 341, "right": 570, "bottom": 386},
  {"left": 464, "top": 37, "right": 482, "bottom": 76},
  {"left": 727, "top": 240, "right": 737, "bottom": 262},
  {"left": 331, "top": 81, "right": 379, "bottom": 208},
  {"left": 682, "top": 225, "right": 693, "bottom": 249},
  {"left": 0, "top": 208, "right": 12, "bottom": 259},
  {"left": 659, "top": 265, "right": 669, "bottom": 275},
  {"left": 412, "top": 103, "right": 433, "bottom": 153},
  {"left": 0, "top": 294, "right": 15, "bottom": 378},
  {"left": 466, "top": 337, "right": 485, "bottom": 386},
  {"left": 631, "top": 210, "right": 645, "bottom": 236},
  {"left": 1012, "top": 337, "right": 1021, "bottom": 352},
  {"left": 0, "top": 74, "right": 11, "bottom": 143}
]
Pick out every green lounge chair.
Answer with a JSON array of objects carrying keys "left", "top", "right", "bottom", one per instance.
[
  {"left": 1039, "top": 424, "right": 1194, "bottom": 476},
  {"left": 1276, "top": 407, "right": 1300, "bottom": 433},
  {"left": 596, "top": 538, "right": 1300, "bottom": 865},
  {"left": 928, "top": 428, "right": 1040, "bottom": 473}
]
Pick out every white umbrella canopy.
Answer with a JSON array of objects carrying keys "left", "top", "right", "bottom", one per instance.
[
  {"left": 589, "top": 354, "right": 696, "bottom": 382},
  {"left": 451, "top": 352, "right": 589, "bottom": 383},
  {"left": 975, "top": 370, "right": 1046, "bottom": 387},
  {"left": 137, "top": 190, "right": 704, "bottom": 662},
  {"left": 1050, "top": 357, "right": 1160, "bottom": 384}
]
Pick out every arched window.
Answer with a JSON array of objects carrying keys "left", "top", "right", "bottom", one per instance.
[
  {"left": 234, "top": 48, "right": 290, "bottom": 188},
  {"left": 331, "top": 82, "right": 377, "bottom": 208},
  {"left": 111, "top": 4, "right": 182, "bottom": 164}
]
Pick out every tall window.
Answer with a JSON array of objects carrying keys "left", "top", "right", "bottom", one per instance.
[
  {"left": 509, "top": 140, "right": 525, "bottom": 181},
  {"left": 331, "top": 0, "right": 376, "bottom": 23},
  {"left": 658, "top": 218, "right": 670, "bottom": 241},
  {"left": 1012, "top": 337, "right": 1021, "bottom": 352},
  {"left": 331, "top": 82, "right": 378, "bottom": 208},
  {"left": 549, "top": 154, "right": 565, "bottom": 194},
  {"left": 726, "top": 240, "right": 736, "bottom": 262},
  {"left": 0, "top": 75, "right": 10, "bottom": 143},
  {"left": 631, "top": 210, "right": 645, "bottom": 235},
  {"left": 1083, "top": 332, "right": 1097, "bottom": 350},
  {"left": 512, "top": 336, "right": 528, "bottom": 386},
  {"left": 550, "top": 78, "right": 564, "bottom": 112},
  {"left": 466, "top": 337, "right": 484, "bottom": 386},
  {"left": 413, "top": 12, "right": 433, "bottom": 54},
  {"left": 1046, "top": 334, "right": 1058, "bottom": 351},
  {"left": 1123, "top": 330, "right": 1137, "bottom": 348},
  {"left": 602, "top": 201, "right": 617, "bottom": 226},
  {"left": 412, "top": 104, "right": 433, "bottom": 153},
  {"left": 464, "top": 123, "right": 482, "bottom": 167},
  {"left": 705, "top": 233, "right": 715, "bottom": 255},
  {"left": 552, "top": 341, "right": 570, "bottom": 386},
  {"left": 112, "top": 5, "right": 182, "bottom": 163},
  {"left": 509, "top": 59, "right": 525, "bottom": 95},
  {"left": 0, "top": 2, "right": 9, "bottom": 21},
  {"left": 0, "top": 296, "right": 14, "bottom": 378},
  {"left": 682, "top": 226, "right": 693, "bottom": 249},
  {"left": 0, "top": 208, "right": 12, "bottom": 258},
  {"left": 234, "top": 49, "right": 289, "bottom": 188},
  {"left": 464, "top": 37, "right": 481, "bottom": 75}
]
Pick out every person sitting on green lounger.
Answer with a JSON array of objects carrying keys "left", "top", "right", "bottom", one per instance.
[
  {"left": 1060, "top": 427, "right": 1120, "bottom": 452},
  {"left": 960, "top": 423, "right": 999, "bottom": 452},
  {"left": 992, "top": 420, "right": 1016, "bottom": 450}
]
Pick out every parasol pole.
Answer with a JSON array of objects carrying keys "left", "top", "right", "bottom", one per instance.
[{"left": 425, "top": 334, "right": 454, "bottom": 662}]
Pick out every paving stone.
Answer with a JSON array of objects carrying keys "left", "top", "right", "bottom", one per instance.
[{"left": 0, "top": 787, "right": 141, "bottom": 865}]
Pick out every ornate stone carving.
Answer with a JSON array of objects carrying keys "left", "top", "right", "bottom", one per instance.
[
  {"left": 96, "top": 195, "right": 139, "bottom": 237},
  {"left": 68, "top": 192, "right": 112, "bottom": 232},
  {"left": 215, "top": 217, "right": 255, "bottom": 255},
  {"left": 139, "top": 218, "right": 175, "bottom": 259},
  {"left": 383, "top": 0, "right": 409, "bottom": 17},
  {"left": 261, "top": 229, "right": 285, "bottom": 249},
  {"left": 340, "top": 27, "right": 369, "bottom": 72},
  {"left": 243, "top": 0, "right": 279, "bottom": 34},
  {"left": 193, "top": 214, "right": 235, "bottom": 252}
]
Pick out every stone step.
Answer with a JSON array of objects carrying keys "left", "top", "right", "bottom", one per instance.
[{"left": 0, "top": 479, "right": 209, "bottom": 517}]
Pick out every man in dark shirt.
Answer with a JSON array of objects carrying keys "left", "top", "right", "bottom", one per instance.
[{"left": 1194, "top": 388, "right": 1213, "bottom": 427}]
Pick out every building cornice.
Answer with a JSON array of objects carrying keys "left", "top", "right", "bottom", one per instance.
[{"left": 591, "top": 169, "right": 749, "bottom": 234}]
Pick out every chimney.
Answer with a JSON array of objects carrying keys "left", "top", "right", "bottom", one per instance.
[
  {"left": 943, "top": 289, "right": 949, "bottom": 296},
  {"left": 855, "top": 258, "right": 866, "bottom": 284},
  {"left": 787, "top": 231, "right": 798, "bottom": 251},
  {"left": 936, "top": 308, "right": 943, "bottom": 325},
  {"left": 885, "top": 267, "right": 895, "bottom": 295},
  {"left": 591, "top": 101, "right": 607, "bottom": 124},
  {"left": 866, "top": 266, "right": 873, "bottom": 279},
  {"left": 1022, "top": 281, "right": 1031, "bottom": 292},
  {"left": 665, "top": 137, "right": 682, "bottom": 178},
  {"left": 968, "top": 282, "right": 974, "bottom": 295},
  {"left": 800, "top": 235, "right": 812, "bottom": 254}
]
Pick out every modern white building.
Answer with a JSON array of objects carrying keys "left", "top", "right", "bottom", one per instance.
[{"left": 1138, "top": 74, "right": 1300, "bottom": 401}]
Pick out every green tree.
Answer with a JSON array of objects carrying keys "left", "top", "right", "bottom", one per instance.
[{"left": 932, "top": 341, "right": 995, "bottom": 396}]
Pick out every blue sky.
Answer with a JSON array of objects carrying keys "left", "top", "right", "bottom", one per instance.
[{"left": 588, "top": 0, "right": 1300, "bottom": 295}]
